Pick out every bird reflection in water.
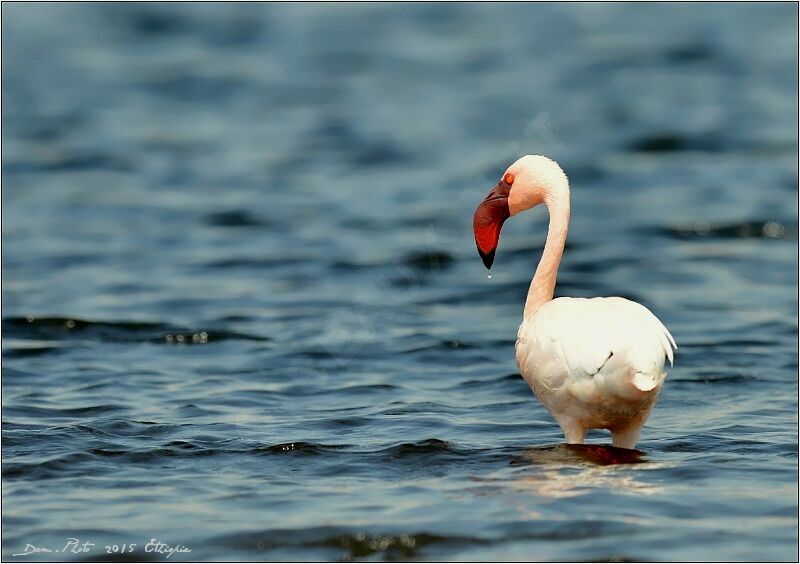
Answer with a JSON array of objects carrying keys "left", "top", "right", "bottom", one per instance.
[
  {"left": 513, "top": 444, "right": 647, "bottom": 466},
  {"left": 505, "top": 444, "right": 666, "bottom": 500}
]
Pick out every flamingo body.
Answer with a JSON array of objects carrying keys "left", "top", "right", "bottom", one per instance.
[
  {"left": 516, "top": 297, "right": 676, "bottom": 448},
  {"left": 472, "top": 155, "right": 677, "bottom": 449}
]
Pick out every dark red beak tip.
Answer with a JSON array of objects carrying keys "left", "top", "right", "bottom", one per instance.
[{"left": 478, "top": 248, "right": 496, "bottom": 270}]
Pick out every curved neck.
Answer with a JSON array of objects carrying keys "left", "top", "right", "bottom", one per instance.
[{"left": 523, "top": 193, "right": 570, "bottom": 319}]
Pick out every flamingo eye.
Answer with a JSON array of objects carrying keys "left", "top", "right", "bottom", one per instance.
[{"left": 503, "top": 173, "right": 515, "bottom": 185}]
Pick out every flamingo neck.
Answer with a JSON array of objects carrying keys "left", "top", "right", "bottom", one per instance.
[{"left": 523, "top": 193, "right": 570, "bottom": 319}]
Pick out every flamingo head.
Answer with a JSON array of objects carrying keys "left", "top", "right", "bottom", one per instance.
[{"left": 472, "top": 155, "right": 568, "bottom": 269}]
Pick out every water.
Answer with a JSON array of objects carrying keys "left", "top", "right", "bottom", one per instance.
[{"left": 2, "top": 3, "right": 797, "bottom": 561}]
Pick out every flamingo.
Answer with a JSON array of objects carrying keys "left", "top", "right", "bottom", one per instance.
[{"left": 473, "top": 155, "right": 676, "bottom": 449}]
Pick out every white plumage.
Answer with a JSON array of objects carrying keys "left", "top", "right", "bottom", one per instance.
[
  {"left": 473, "top": 155, "right": 677, "bottom": 449},
  {"left": 516, "top": 297, "right": 676, "bottom": 448}
]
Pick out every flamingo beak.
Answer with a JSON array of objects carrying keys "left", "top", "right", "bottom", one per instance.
[{"left": 473, "top": 180, "right": 511, "bottom": 269}]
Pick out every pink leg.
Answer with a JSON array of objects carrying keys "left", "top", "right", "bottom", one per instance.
[
  {"left": 556, "top": 417, "right": 586, "bottom": 444},
  {"left": 611, "top": 423, "right": 642, "bottom": 449},
  {"left": 611, "top": 406, "right": 654, "bottom": 449}
]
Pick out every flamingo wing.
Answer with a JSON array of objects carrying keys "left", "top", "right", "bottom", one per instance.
[{"left": 516, "top": 297, "right": 676, "bottom": 418}]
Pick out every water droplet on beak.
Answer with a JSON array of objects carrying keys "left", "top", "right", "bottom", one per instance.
[{"left": 487, "top": 270, "right": 493, "bottom": 279}]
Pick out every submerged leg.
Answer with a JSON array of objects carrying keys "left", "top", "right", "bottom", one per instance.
[
  {"left": 611, "top": 404, "right": 655, "bottom": 449},
  {"left": 556, "top": 417, "right": 586, "bottom": 444},
  {"left": 611, "top": 423, "right": 642, "bottom": 449}
]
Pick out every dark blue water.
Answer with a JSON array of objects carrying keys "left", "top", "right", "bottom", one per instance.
[{"left": 3, "top": 3, "right": 798, "bottom": 561}]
